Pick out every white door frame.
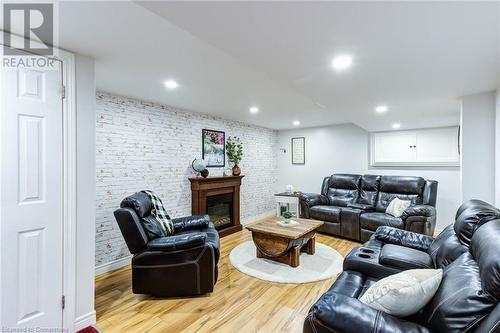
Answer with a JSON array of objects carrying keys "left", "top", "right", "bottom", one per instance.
[{"left": 1, "top": 34, "right": 77, "bottom": 331}]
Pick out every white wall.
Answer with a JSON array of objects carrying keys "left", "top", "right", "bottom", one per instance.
[
  {"left": 461, "top": 91, "right": 496, "bottom": 203},
  {"left": 74, "top": 55, "right": 96, "bottom": 330},
  {"left": 276, "top": 124, "right": 461, "bottom": 230},
  {"left": 95, "top": 92, "right": 277, "bottom": 267}
]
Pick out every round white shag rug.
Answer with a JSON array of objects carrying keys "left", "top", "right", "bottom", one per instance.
[{"left": 229, "top": 241, "right": 344, "bottom": 284}]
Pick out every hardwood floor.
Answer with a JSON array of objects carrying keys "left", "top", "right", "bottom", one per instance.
[{"left": 95, "top": 230, "right": 359, "bottom": 333}]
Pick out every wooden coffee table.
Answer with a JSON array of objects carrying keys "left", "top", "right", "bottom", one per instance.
[{"left": 245, "top": 216, "right": 324, "bottom": 267}]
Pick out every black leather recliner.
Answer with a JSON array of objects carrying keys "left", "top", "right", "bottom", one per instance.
[
  {"left": 343, "top": 199, "right": 500, "bottom": 279},
  {"left": 304, "top": 200, "right": 500, "bottom": 333},
  {"left": 300, "top": 174, "right": 438, "bottom": 241},
  {"left": 114, "top": 192, "right": 220, "bottom": 296}
]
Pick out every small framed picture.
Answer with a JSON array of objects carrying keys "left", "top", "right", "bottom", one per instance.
[
  {"left": 291, "top": 137, "right": 305, "bottom": 164},
  {"left": 202, "top": 129, "right": 225, "bottom": 167}
]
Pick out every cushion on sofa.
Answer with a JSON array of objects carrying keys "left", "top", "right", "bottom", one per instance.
[
  {"left": 326, "top": 174, "right": 361, "bottom": 207},
  {"left": 376, "top": 176, "right": 425, "bottom": 212},
  {"left": 359, "top": 268, "right": 442, "bottom": 317},
  {"left": 309, "top": 205, "right": 341, "bottom": 222},
  {"left": 427, "top": 224, "right": 468, "bottom": 268},
  {"left": 360, "top": 212, "right": 404, "bottom": 231},
  {"left": 386, "top": 198, "right": 412, "bottom": 218},
  {"left": 357, "top": 175, "right": 381, "bottom": 207},
  {"left": 453, "top": 200, "right": 500, "bottom": 246},
  {"left": 380, "top": 244, "right": 433, "bottom": 269},
  {"left": 421, "top": 222, "right": 500, "bottom": 332}
]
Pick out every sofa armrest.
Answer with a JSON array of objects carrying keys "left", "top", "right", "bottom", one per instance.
[
  {"left": 147, "top": 232, "right": 206, "bottom": 252},
  {"left": 401, "top": 205, "right": 436, "bottom": 220},
  {"left": 172, "top": 214, "right": 210, "bottom": 233},
  {"left": 401, "top": 205, "right": 437, "bottom": 236},
  {"left": 347, "top": 203, "right": 375, "bottom": 211},
  {"left": 304, "top": 292, "right": 430, "bottom": 333},
  {"left": 299, "top": 193, "right": 329, "bottom": 218},
  {"left": 374, "top": 226, "right": 433, "bottom": 252},
  {"left": 299, "top": 193, "right": 328, "bottom": 207}
]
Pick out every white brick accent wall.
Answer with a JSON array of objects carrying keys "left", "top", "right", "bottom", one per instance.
[{"left": 95, "top": 92, "right": 278, "bottom": 265}]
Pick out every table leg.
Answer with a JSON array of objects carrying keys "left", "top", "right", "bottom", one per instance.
[
  {"left": 306, "top": 236, "right": 315, "bottom": 255},
  {"left": 290, "top": 247, "right": 300, "bottom": 267},
  {"left": 276, "top": 203, "right": 281, "bottom": 217}
]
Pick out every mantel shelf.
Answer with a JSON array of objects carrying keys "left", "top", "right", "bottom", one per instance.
[{"left": 188, "top": 175, "right": 245, "bottom": 182}]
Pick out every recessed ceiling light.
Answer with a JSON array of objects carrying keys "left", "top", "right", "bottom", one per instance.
[
  {"left": 164, "top": 80, "right": 179, "bottom": 90},
  {"left": 331, "top": 55, "right": 353, "bottom": 70},
  {"left": 293, "top": 120, "right": 300, "bottom": 126},
  {"left": 375, "top": 105, "right": 388, "bottom": 113},
  {"left": 392, "top": 123, "right": 401, "bottom": 129},
  {"left": 249, "top": 106, "right": 259, "bottom": 114}
]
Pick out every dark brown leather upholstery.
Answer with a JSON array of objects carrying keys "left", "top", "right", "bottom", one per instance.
[
  {"left": 304, "top": 200, "right": 500, "bottom": 333},
  {"left": 114, "top": 192, "right": 220, "bottom": 296},
  {"left": 344, "top": 200, "right": 500, "bottom": 279},
  {"left": 300, "top": 174, "right": 438, "bottom": 241}
]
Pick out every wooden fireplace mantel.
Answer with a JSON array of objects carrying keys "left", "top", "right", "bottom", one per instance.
[{"left": 189, "top": 175, "right": 244, "bottom": 237}]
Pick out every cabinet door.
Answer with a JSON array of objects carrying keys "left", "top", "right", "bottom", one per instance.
[
  {"left": 372, "top": 132, "right": 416, "bottom": 163},
  {"left": 415, "top": 127, "right": 459, "bottom": 164}
]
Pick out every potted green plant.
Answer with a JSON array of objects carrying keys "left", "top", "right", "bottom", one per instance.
[
  {"left": 226, "top": 136, "right": 243, "bottom": 176},
  {"left": 282, "top": 211, "right": 293, "bottom": 224}
]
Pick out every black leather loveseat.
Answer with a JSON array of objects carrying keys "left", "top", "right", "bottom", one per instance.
[
  {"left": 300, "top": 174, "right": 438, "bottom": 241},
  {"left": 114, "top": 192, "right": 220, "bottom": 296},
  {"left": 304, "top": 200, "right": 500, "bottom": 333}
]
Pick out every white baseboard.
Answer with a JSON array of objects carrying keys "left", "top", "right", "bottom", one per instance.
[
  {"left": 74, "top": 310, "right": 96, "bottom": 332},
  {"left": 241, "top": 210, "right": 275, "bottom": 225},
  {"left": 95, "top": 255, "right": 131, "bottom": 276}
]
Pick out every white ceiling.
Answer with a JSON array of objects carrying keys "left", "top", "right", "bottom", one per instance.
[{"left": 25, "top": 1, "right": 500, "bottom": 130}]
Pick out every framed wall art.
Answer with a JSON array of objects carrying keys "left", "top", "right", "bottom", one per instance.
[
  {"left": 202, "top": 129, "right": 225, "bottom": 167},
  {"left": 291, "top": 137, "right": 305, "bottom": 164}
]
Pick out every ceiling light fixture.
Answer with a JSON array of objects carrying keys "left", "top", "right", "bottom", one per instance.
[
  {"left": 331, "top": 55, "right": 353, "bottom": 70},
  {"left": 392, "top": 123, "right": 401, "bottom": 129},
  {"left": 293, "top": 120, "right": 300, "bottom": 126},
  {"left": 249, "top": 106, "right": 259, "bottom": 114},
  {"left": 164, "top": 80, "right": 179, "bottom": 90},
  {"left": 375, "top": 105, "right": 388, "bottom": 113}
]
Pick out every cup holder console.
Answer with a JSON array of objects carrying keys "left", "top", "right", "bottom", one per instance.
[{"left": 350, "top": 247, "right": 379, "bottom": 261}]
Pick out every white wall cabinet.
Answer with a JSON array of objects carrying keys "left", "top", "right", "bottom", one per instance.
[{"left": 370, "top": 127, "right": 460, "bottom": 166}]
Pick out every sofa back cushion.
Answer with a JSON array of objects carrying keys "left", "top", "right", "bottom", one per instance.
[
  {"left": 470, "top": 221, "right": 500, "bottom": 299},
  {"left": 453, "top": 200, "right": 500, "bottom": 246},
  {"left": 428, "top": 224, "right": 468, "bottom": 268},
  {"left": 120, "top": 192, "right": 166, "bottom": 240},
  {"left": 120, "top": 191, "right": 153, "bottom": 217},
  {"left": 357, "top": 175, "right": 381, "bottom": 207},
  {"left": 421, "top": 222, "right": 500, "bottom": 332},
  {"left": 326, "top": 174, "right": 361, "bottom": 207},
  {"left": 375, "top": 176, "right": 425, "bottom": 212}
]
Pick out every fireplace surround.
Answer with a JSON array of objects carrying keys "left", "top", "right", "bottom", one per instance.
[{"left": 189, "top": 175, "right": 244, "bottom": 237}]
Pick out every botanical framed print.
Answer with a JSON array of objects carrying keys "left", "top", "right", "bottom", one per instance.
[
  {"left": 291, "top": 137, "right": 305, "bottom": 164},
  {"left": 202, "top": 129, "right": 225, "bottom": 167}
]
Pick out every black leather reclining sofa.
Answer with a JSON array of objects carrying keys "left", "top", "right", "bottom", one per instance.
[
  {"left": 300, "top": 174, "right": 438, "bottom": 241},
  {"left": 304, "top": 200, "right": 500, "bottom": 333}
]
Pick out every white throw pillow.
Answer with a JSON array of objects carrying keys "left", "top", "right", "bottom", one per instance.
[
  {"left": 359, "top": 268, "right": 443, "bottom": 317},
  {"left": 386, "top": 198, "right": 412, "bottom": 218}
]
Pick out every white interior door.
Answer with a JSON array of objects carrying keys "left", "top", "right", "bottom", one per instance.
[{"left": 1, "top": 56, "right": 64, "bottom": 329}]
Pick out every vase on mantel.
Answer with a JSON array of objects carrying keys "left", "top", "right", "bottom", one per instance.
[{"left": 232, "top": 164, "right": 241, "bottom": 176}]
